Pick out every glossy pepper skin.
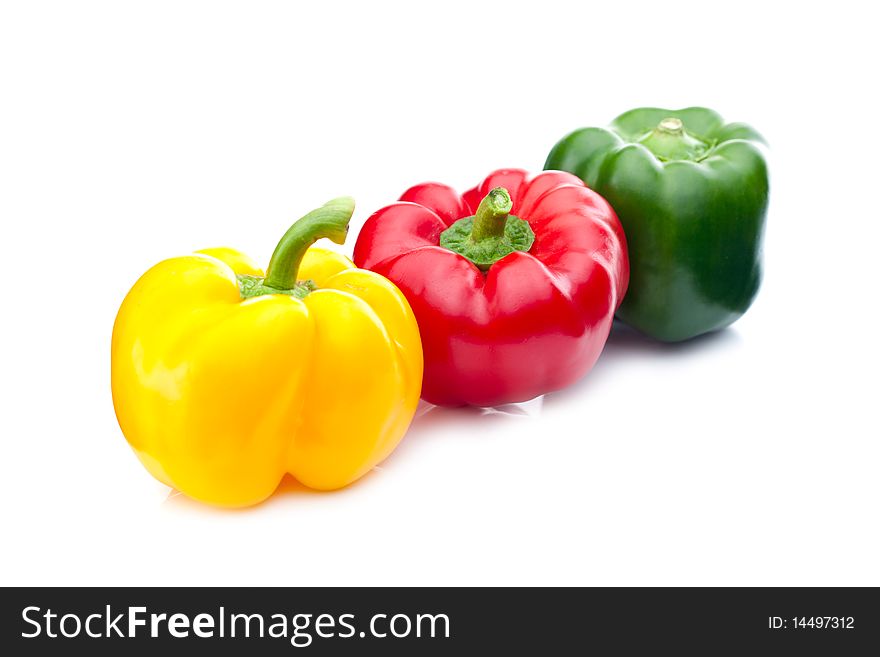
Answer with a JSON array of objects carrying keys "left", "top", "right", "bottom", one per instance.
[
  {"left": 546, "top": 107, "right": 769, "bottom": 342},
  {"left": 111, "top": 198, "right": 422, "bottom": 507},
  {"left": 353, "top": 169, "right": 629, "bottom": 407}
]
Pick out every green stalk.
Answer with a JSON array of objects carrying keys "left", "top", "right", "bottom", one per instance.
[
  {"left": 469, "top": 187, "right": 513, "bottom": 242},
  {"left": 438, "top": 187, "right": 534, "bottom": 271},
  {"left": 637, "top": 117, "right": 710, "bottom": 161},
  {"left": 238, "top": 196, "right": 354, "bottom": 300},
  {"left": 263, "top": 196, "right": 354, "bottom": 289}
]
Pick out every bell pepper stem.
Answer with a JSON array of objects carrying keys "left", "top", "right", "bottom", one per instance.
[
  {"left": 439, "top": 187, "right": 534, "bottom": 271},
  {"left": 637, "top": 117, "right": 709, "bottom": 161},
  {"left": 657, "top": 117, "right": 684, "bottom": 134},
  {"left": 263, "top": 196, "right": 355, "bottom": 290},
  {"left": 469, "top": 187, "right": 512, "bottom": 242}
]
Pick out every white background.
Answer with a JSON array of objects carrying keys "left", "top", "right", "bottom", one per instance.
[{"left": 1, "top": 1, "right": 878, "bottom": 586}]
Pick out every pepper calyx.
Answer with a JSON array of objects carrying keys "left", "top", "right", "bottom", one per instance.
[
  {"left": 637, "top": 117, "right": 712, "bottom": 162},
  {"left": 238, "top": 274, "right": 316, "bottom": 300},
  {"left": 439, "top": 187, "right": 535, "bottom": 272}
]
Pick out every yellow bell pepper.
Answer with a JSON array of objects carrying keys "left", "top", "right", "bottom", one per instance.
[{"left": 111, "top": 197, "right": 423, "bottom": 507}]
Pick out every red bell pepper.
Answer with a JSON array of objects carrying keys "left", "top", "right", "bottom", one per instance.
[{"left": 353, "top": 169, "right": 629, "bottom": 406}]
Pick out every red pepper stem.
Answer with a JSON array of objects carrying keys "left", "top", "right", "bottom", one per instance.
[
  {"left": 263, "top": 197, "right": 354, "bottom": 290},
  {"left": 469, "top": 187, "right": 512, "bottom": 242}
]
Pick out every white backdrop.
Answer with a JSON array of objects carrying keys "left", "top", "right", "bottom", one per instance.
[{"left": 1, "top": 0, "right": 877, "bottom": 586}]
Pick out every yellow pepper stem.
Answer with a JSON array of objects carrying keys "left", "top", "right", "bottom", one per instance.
[{"left": 263, "top": 196, "right": 355, "bottom": 290}]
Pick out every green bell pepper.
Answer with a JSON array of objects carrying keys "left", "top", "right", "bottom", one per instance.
[{"left": 545, "top": 107, "right": 769, "bottom": 342}]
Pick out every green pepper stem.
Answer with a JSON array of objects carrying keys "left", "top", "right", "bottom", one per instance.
[
  {"left": 637, "top": 117, "right": 708, "bottom": 161},
  {"left": 469, "top": 187, "right": 512, "bottom": 242},
  {"left": 657, "top": 117, "right": 684, "bottom": 134},
  {"left": 263, "top": 196, "right": 354, "bottom": 290}
]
